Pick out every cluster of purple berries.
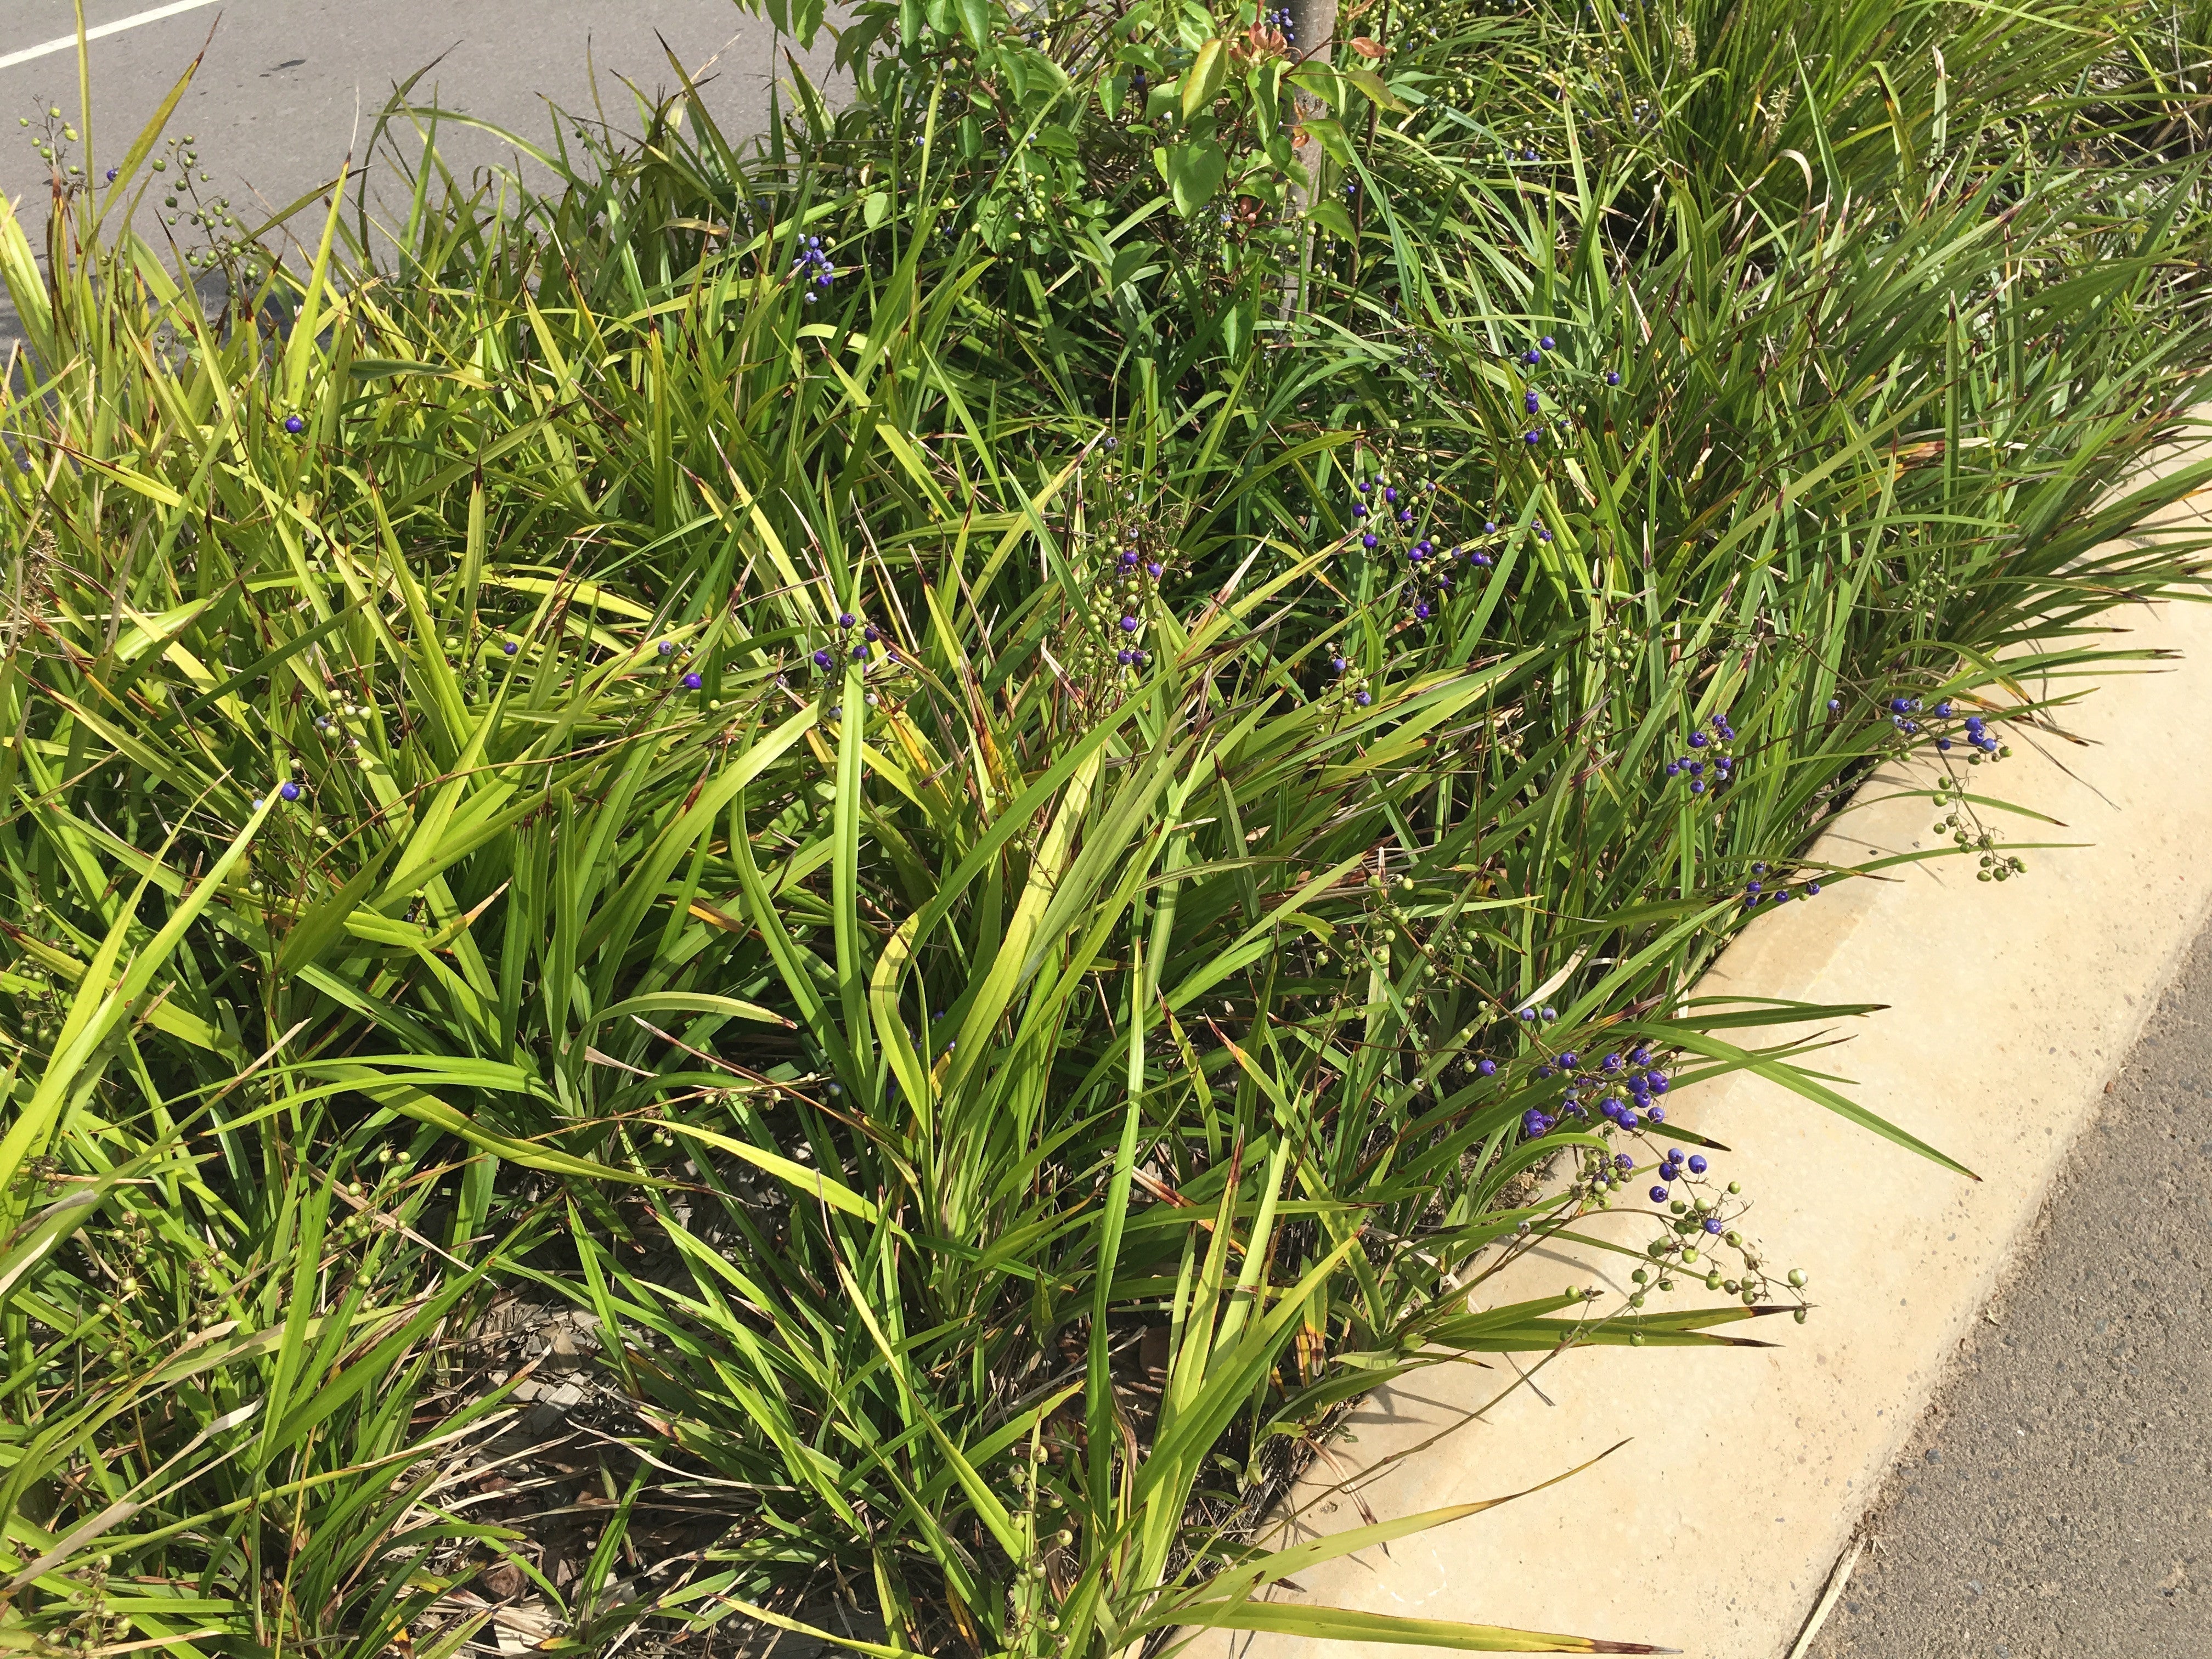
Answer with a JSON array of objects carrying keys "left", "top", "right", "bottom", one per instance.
[
  {"left": 653, "top": 635, "right": 707, "bottom": 690},
  {"left": 1664, "top": 711, "right": 1738, "bottom": 795},
  {"left": 1508, "top": 335, "right": 1623, "bottom": 433},
  {"left": 1518, "top": 336, "right": 1558, "bottom": 444},
  {"left": 1646, "top": 1143, "right": 1709, "bottom": 1206},
  {"left": 1344, "top": 471, "right": 1518, "bottom": 628},
  {"left": 1074, "top": 462, "right": 1173, "bottom": 686},
  {"left": 1521, "top": 1045, "right": 1673, "bottom": 1140},
  {"left": 792, "top": 236, "right": 836, "bottom": 303},
  {"left": 1090, "top": 526, "right": 1166, "bottom": 674},
  {"left": 810, "top": 611, "right": 887, "bottom": 675},
  {"left": 1915, "top": 697, "right": 2005, "bottom": 759},
  {"left": 1325, "top": 645, "right": 1374, "bottom": 708},
  {"left": 1263, "top": 5, "right": 1295, "bottom": 44},
  {"left": 1739, "top": 860, "right": 1822, "bottom": 909},
  {"left": 1350, "top": 475, "right": 1433, "bottom": 549},
  {"left": 1110, "top": 538, "right": 1163, "bottom": 668},
  {"left": 252, "top": 780, "right": 306, "bottom": 809}
]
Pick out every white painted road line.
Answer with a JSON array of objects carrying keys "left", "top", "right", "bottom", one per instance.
[{"left": 0, "top": 0, "right": 227, "bottom": 73}]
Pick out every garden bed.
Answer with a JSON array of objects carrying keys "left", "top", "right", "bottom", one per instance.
[{"left": 3, "top": 3, "right": 2210, "bottom": 1657}]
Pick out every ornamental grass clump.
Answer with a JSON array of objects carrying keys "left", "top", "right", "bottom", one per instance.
[{"left": 2, "top": 0, "right": 2211, "bottom": 1655}]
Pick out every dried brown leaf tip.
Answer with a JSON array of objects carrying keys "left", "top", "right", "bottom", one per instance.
[{"left": 1350, "top": 36, "right": 1386, "bottom": 58}]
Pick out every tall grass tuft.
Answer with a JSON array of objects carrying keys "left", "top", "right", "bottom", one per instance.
[{"left": 2, "top": 1, "right": 2208, "bottom": 1655}]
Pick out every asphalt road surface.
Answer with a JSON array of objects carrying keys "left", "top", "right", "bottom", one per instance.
[
  {"left": 1805, "top": 924, "right": 2212, "bottom": 1658},
  {"left": 1, "top": 0, "right": 838, "bottom": 342}
]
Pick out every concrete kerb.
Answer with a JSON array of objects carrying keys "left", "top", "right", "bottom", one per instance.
[{"left": 1189, "top": 431, "right": 2212, "bottom": 1659}]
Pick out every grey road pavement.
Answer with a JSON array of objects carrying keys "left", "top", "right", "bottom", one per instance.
[
  {"left": 1804, "top": 925, "right": 2212, "bottom": 1658},
  {"left": 1, "top": 0, "right": 838, "bottom": 342}
]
